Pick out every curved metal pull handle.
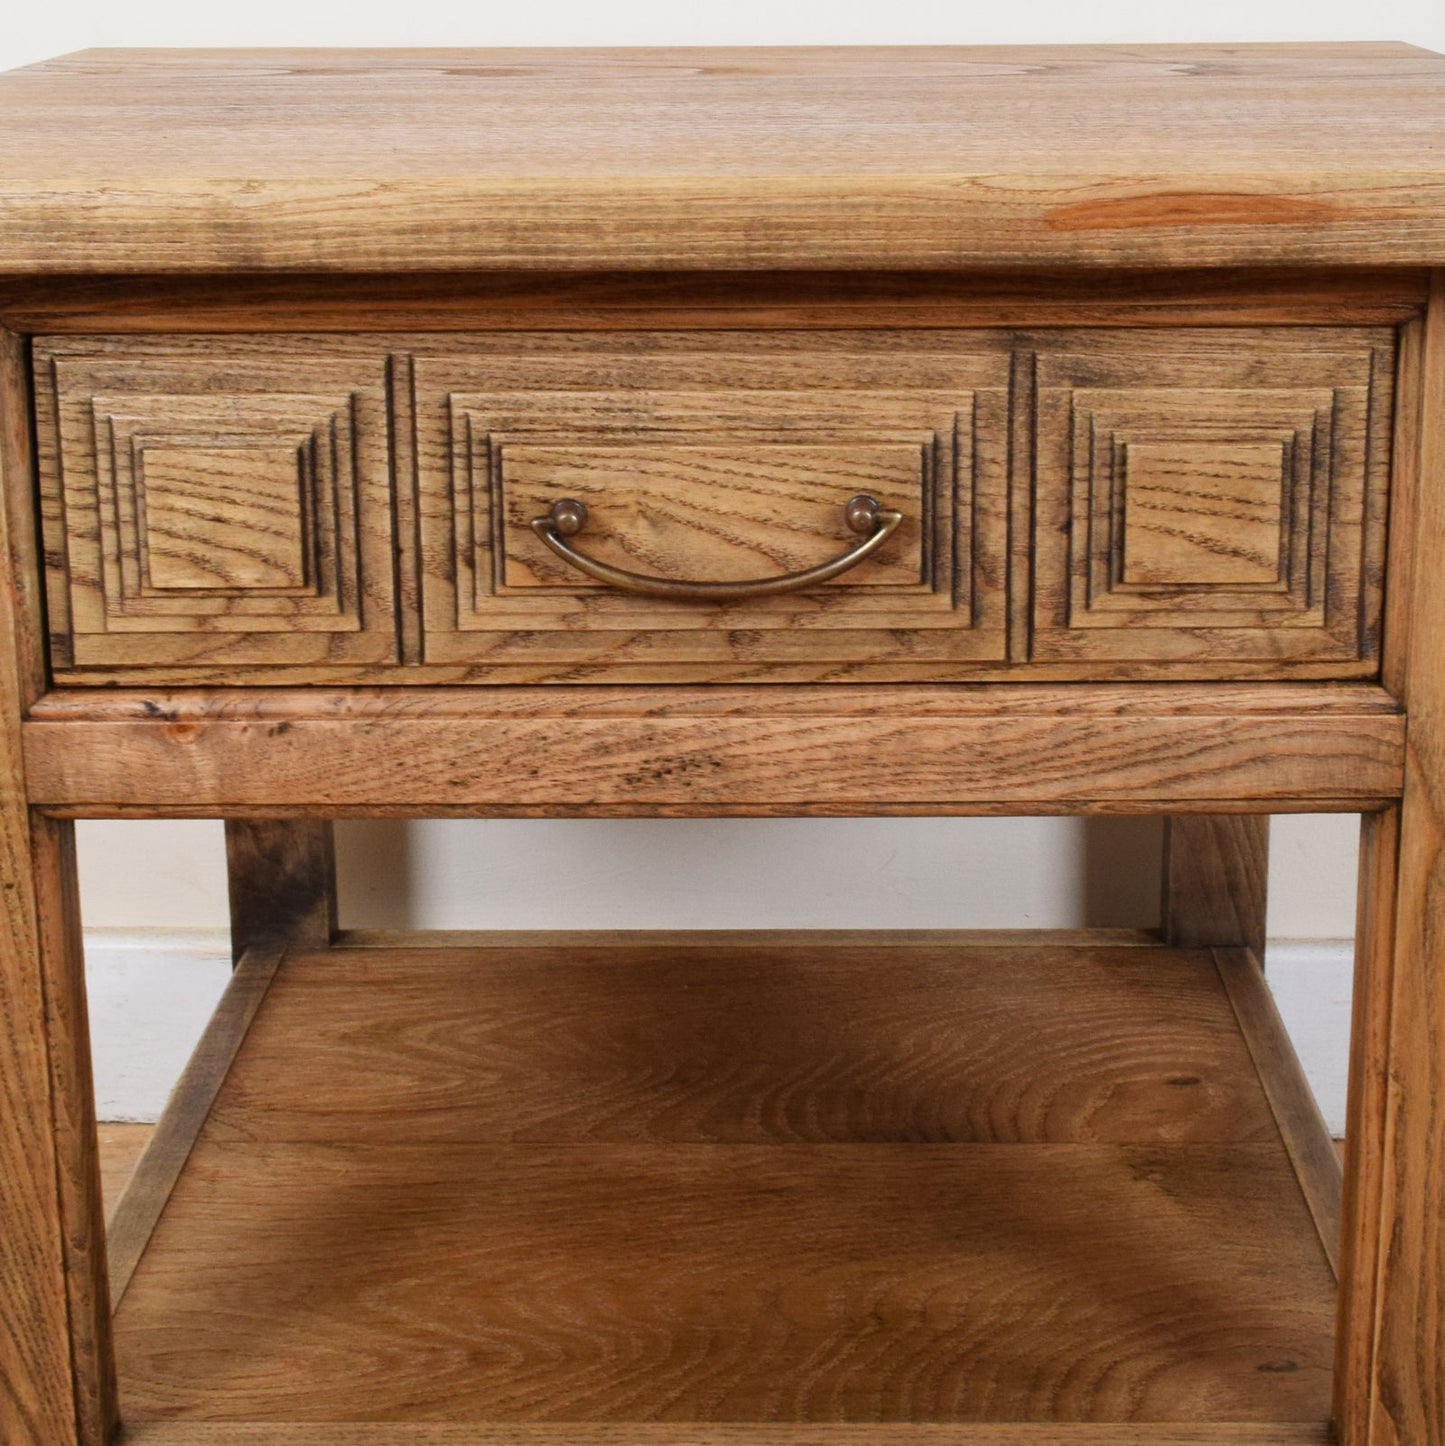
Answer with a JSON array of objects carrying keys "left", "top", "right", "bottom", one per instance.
[{"left": 529, "top": 494, "right": 904, "bottom": 602}]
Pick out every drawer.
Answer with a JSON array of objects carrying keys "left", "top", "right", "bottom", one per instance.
[
  {"left": 1030, "top": 331, "right": 1397, "bottom": 671},
  {"left": 412, "top": 335, "right": 1013, "bottom": 679},
  {"left": 34, "top": 341, "right": 398, "bottom": 671},
  {"left": 33, "top": 326, "right": 1397, "bottom": 684}
]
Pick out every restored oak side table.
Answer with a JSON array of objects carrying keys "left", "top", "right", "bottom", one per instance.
[{"left": 1, "top": 42, "right": 1443, "bottom": 1446}]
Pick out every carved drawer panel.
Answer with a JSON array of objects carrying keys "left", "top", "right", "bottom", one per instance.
[
  {"left": 30, "top": 327, "right": 1398, "bottom": 685},
  {"left": 1030, "top": 331, "right": 1396, "bottom": 673},
  {"left": 35, "top": 341, "right": 397, "bottom": 672},
  {"left": 412, "top": 335, "right": 1012, "bottom": 681}
]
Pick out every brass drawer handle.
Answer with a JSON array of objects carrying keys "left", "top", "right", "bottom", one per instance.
[{"left": 530, "top": 494, "right": 904, "bottom": 601}]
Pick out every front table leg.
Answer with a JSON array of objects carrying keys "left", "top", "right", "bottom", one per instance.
[
  {"left": 1336, "top": 273, "right": 1445, "bottom": 1446},
  {"left": 1, "top": 319, "right": 112, "bottom": 1444},
  {"left": 0, "top": 814, "right": 115, "bottom": 1445}
]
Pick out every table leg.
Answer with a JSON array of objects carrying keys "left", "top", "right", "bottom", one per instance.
[
  {"left": 0, "top": 811, "right": 107, "bottom": 1446},
  {"left": 1, "top": 324, "right": 110, "bottom": 1444},
  {"left": 29, "top": 814, "right": 115, "bottom": 1446},
  {"left": 1160, "top": 815, "right": 1270, "bottom": 956},
  {"left": 1334, "top": 271, "right": 1445, "bottom": 1446},
  {"left": 224, "top": 819, "right": 337, "bottom": 963}
]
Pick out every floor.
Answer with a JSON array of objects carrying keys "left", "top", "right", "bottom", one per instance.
[{"left": 99, "top": 1123, "right": 154, "bottom": 1218}]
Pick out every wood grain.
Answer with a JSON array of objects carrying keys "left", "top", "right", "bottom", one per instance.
[
  {"left": 1119, "top": 442, "right": 1285, "bottom": 586},
  {"left": 29, "top": 814, "right": 117, "bottom": 1446},
  {"left": 1162, "top": 817, "right": 1270, "bottom": 957},
  {"left": 33, "top": 325, "right": 1398, "bottom": 684},
  {"left": 4, "top": 46, "right": 1445, "bottom": 271},
  {"left": 411, "top": 334, "right": 1008, "bottom": 678},
  {"left": 0, "top": 268, "right": 1427, "bottom": 335},
  {"left": 0, "top": 328, "right": 85, "bottom": 1446},
  {"left": 497, "top": 444, "right": 926, "bottom": 590},
  {"left": 224, "top": 820, "right": 336, "bottom": 962},
  {"left": 32, "top": 342, "right": 399, "bottom": 672},
  {"left": 117, "top": 1144, "right": 1337, "bottom": 1425},
  {"left": 115, "top": 1422, "right": 1335, "bottom": 1445},
  {"left": 100, "top": 1125, "right": 156, "bottom": 1219},
  {"left": 0, "top": 37, "right": 1437, "bottom": 1442},
  {"left": 1214, "top": 948, "right": 1343, "bottom": 1276},
  {"left": 1031, "top": 333, "right": 1394, "bottom": 672},
  {"left": 1338, "top": 305, "right": 1429, "bottom": 1444},
  {"left": 114, "top": 937, "right": 1336, "bottom": 1428},
  {"left": 31, "top": 681, "right": 1402, "bottom": 721},
  {"left": 21, "top": 707, "right": 1405, "bottom": 812},
  {"left": 1334, "top": 808, "right": 1401, "bottom": 1445},
  {"left": 332, "top": 927, "right": 1162, "bottom": 950},
  {"left": 201, "top": 942, "right": 1280, "bottom": 1147},
  {"left": 1346, "top": 271, "right": 1445, "bottom": 1445},
  {"left": 106, "top": 947, "right": 284, "bottom": 1305}
]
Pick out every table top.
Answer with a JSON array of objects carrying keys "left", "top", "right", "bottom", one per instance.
[{"left": 3, "top": 43, "right": 1445, "bottom": 272}]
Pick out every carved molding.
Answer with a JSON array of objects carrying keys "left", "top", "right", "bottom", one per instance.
[
  {"left": 1032, "top": 341, "right": 1395, "bottom": 669},
  {"left": 412, "top": 342, "right": 1013, "bottom": 674},
  {"left": 36, "top": 348, "right": 397, "bottom": 669}
]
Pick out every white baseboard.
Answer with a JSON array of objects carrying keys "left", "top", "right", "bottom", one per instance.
[
  {"left": 82, "top": 928, "right": 1357, "bottom": 1133},
  {"left": 1260, "top": 938, "right": 1354, "bottom": 1137},
  {"left": 85, "top": 929, "right": 232, "bottom": 1122}
]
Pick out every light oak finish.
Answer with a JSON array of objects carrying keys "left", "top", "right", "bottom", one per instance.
[
  {"left": 1330, "top": 305, "right": 1435, "bottom": 1446},
  {"left": 113, "top": 937, "right": 1338, "bottom": 1430},
  {"left": 99, "top": 1128, "right": 155, "bottom": 1220},
  {"left": 2, "top": 42, "right": 1445, "bottom": 1446},
  {"left": 29, "top": 815, "right": 116, "bottom": 1446},
  {"left": 34, "top": 326, "right": 1396, "bottom": 683},
  {"left": 1334, "top": 808, "right": 1402, "bottom": 1445},
  {"left": 114, "top": 1425, "right": 1335, "bottom": 1445},
  {"left": 5, "top": 47, "right": 1445, "bottom": 272},
  {"left": 32, "top": 680, "right": 1402, "bottom": 720},
  {"left": 1214, "top": 948, "right": 1344, "bottom": 1277},
  {"left": 0, "top": 329, "right": 92, "bottom": 1446},
  {"left": 333, "top": 926, "right": 1162, "bottom": 950},
  {"left": 224, "top": 821, "right": 336, "bottom": 963},
  {"left": 1336, "top": 272, "right": 1445, "bottom": 1445},
  {"left": 33, "top": 343, "right": 398, "bottom": 673},
  {"left": 105, "top": 948, "right": 283, "bottom": 1306},
  {"left": 1162, "top": 817, "right": 1271, "bottom": 958},
  {"left": 1032, "top": 333, "right": 1394, "bottom": 671},
  {"left": 20, "top": 699, "right": 1404, "bottom": 813},
  {"left": 201, "top": 940, "right": 1281, "bottom": 1147},
  {"left": 412, "top": 335, "right": 1007, "bottom": 677}
]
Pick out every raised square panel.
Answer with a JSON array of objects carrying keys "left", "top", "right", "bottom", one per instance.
[
  {"left": 1121, "top": 441, "right": 1285, "bottom": 588},
  {"left": 137, "top": 442, "right": 311, "bottom": 592},
  {"left": 34, "top": 341, "right": 397, "bottom": 676},
  {"left": 1031, "top": 330, "right": 1397, "bottom": 676},
  {"left": 497, "top": 443, "right": 927, "bottom": 591},
  {"left": 414, "top": 336, "right": 1012, "bottom": 683}
]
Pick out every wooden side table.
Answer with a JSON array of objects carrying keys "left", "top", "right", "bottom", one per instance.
[{"left": 0, "top": 42, "right": 1442, "bottom": 1446}]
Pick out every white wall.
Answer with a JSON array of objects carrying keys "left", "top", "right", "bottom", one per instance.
[
  {"left": 72, "top": 814, "right": 1358, "bottom": 936},
  {"left": 4, "top": 0, "right": 1444, "bottom": 60},
  {"left": 73, "top": 816, "right": 1363, "bottom": 1129},
  {"left": 11, "top": 0, "right": 1430, "bottom": 1125}
]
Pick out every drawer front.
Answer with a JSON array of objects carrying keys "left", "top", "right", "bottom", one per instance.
[
  {"left": 34, "top": 326, "right": 1397, "bottom": 684},
  {"left": 413, "top": 335, "right": 1012, "bottom": 679},
  {"left": 1030, "top": 333, "right": 1396, "bottom": 670},
  {"left": 35, "top": 343, "right": 398, "bottom": 672}
]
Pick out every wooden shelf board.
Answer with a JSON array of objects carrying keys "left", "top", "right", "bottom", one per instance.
[
  {"left": 110, "top": 933, "right": 1340, "bottom": 1434},
  {"left": 118, "top": 1424, "right": 1334, "bottom": 1445}
]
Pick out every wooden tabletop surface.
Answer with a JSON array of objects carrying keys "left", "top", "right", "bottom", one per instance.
[{"left": 3, "top": 43, "right": 1445, "bottom": 271}]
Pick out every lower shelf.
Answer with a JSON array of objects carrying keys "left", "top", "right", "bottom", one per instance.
[{"left": 109, "top": 932, "right": 1341, "bottom": 1442}]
